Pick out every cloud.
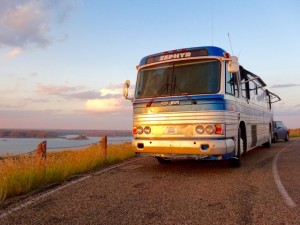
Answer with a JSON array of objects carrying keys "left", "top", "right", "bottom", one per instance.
[
  {"left": 30, "top": 72, "right": 39, "bottom": 77},
  {"left": 36, "top": 83, "right": 123, "bottom": 100},
  {"left": 34, "top": 82, "right": 132, "bottom": 114},
  {"left": 37, "top": 83, "right": 101, "bottom": 100},
  {"left": 270, "top": 83, "right": 300, "bottom": 88},
  {"left": 100, "top": 88, "right": 123, "bottom": 96},
  {"left": 85, "top": 98, "right": 123, "bottom": 112},
  {"left": 273, "top": 104, "right": 300, "bottom": 116},
  {"left": 84, "top": 84, "right": 132, "bottom": 112},
  {"left": 0, "top": 81, "right": 133, "bottom": 129},
  {"left": 36, "top": 83, "right": 83, "bottom": 95},
  {"left": 0, "top": 0, "right": 80, "bottom": 48},
  {"left": 0, "top": 108, "right": 132, "bottom": 130},
  {"left": 5, "top": 48, "right": 22, "bottom": 58},
  {"left": 65, "top": 91, "right": 102, "bottom": 100}
]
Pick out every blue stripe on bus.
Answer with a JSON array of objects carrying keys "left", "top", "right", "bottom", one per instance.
[
  {"left": 133, "top": 94, "right": 225, "bottom": 103},
  {"left": 199, "top": 152, "right": 235, "bottom": 160},
  {"left": 134, "top": 95, "right": 225, "bottom": 110},
  {"left": 133, "top": 96, "right": 273, "bottom": 118},
  {"left": 224, "top": 99, "right": 273, "bottom": 118}
]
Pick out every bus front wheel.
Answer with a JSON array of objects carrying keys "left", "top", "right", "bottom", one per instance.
[
  {"left": 262, "top": 128, "right": 272, "bottom": 148},
  {"left": 230, "top": 128, "right": 243, "bottom": 168},
  {"left": 156, "top": 157, "right": 171, "bottom": 164}
]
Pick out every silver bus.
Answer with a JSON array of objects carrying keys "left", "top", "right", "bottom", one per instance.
[{"left": 123, "top": 46, "right": 280, "bottom": 167}]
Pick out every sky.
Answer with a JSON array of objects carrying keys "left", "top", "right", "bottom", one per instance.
[{"left": 0, "top": 0, "right": 299, "bottom": 130}]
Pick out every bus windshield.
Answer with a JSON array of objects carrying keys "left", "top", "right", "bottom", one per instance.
[{"left": 135, "top": 59, "right": 220, "bottom": 99}]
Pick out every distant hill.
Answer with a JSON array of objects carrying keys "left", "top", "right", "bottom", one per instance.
[{"left": 0, "top": 129, "right": 132, "bottom": 138}]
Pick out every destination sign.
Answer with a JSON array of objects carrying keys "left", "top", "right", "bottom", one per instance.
[{"left": 146, "top": 49, "right": 208, "bottom": 64}]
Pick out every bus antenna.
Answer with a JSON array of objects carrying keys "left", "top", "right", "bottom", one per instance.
[
  {"left": 228, "top": 33, "right": 234, "bottom": 55},
  {"left": 211, "top": 8, "right": 214, "bottom": 46}
]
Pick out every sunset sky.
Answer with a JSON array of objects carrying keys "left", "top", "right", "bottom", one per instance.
[{"left": 0, "top": 0, "right": 300, "bottom": 130}]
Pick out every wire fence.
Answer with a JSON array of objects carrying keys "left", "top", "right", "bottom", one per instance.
[
  {"left": 1, "top": 150, "right": 37, "bottom": 159},
  {"left": 0, "top": 136, "right": 107, "bottom": 160},
  {"left": 47, "top": 141, "right": 100, "bottom": 150}
]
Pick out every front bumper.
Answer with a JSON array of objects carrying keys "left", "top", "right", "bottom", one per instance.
[{"left": 132, "top": 138, "right": 235, "bottom": 159}]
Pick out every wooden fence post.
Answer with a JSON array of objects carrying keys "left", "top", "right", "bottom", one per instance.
[
  {"left": 100, "top": 136, "right": 107, "bottom": 160},
  {"left": 36, "top": 140, "right": 47, "bottom": 161}
]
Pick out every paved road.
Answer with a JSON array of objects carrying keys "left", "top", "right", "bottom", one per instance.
[{"left": 0, "top": 138, "right": 299, "bottom": 225}]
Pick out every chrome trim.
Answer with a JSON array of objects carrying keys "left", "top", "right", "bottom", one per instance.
[
  {"left": 133, "top": 110, "right": 239, "bottom": 139},
  {"left": 132, "top": 138, "right": 235, "bottom": 155}
]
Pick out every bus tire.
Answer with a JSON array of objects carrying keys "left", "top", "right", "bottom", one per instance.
[
  {"left": 156, "top": 157, "right": 171, "bottom": 164},
  {"left": 272, "top": 133, "right": 278, "bottom": 143},
  {"left": 262, "top": 128, "right": 272, "bottom": 148},
  {"left": 230, "top": 128, "right": 243, "bottom": 168}
]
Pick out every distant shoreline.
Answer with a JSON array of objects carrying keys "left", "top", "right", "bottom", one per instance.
[
  {"left": 64, "top": 135, "right": 89, "bottom": 140},
  {"left": 0, "top": 129, "right": 132, "bottom": 139}
]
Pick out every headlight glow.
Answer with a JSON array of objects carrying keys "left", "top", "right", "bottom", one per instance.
[
  {"left": 144, "top": 126, "right": 151, "bottom": 134},
  {"left": 196, "top": 125, "right": 205, "bottom": 134},
  {"left": 136, "top": 126, "right": 144, "bottom": 134},
  {"left": 205, "top": 125, "right": 216, "bottom": 135}
]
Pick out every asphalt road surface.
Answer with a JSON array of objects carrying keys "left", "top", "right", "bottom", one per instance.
[{"left": 0, "top": 138, "right": 299, "bottom": 225}]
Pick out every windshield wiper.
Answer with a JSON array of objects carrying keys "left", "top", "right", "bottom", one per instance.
[
  {"left": 146, "top": 83, "right": 170, "bottom": 107},
  {"left": 176, "top": 90, "right": 197, "bottom": 105},
  {"left": 172, "top": 75, "right": 197, "bottom": 105}
]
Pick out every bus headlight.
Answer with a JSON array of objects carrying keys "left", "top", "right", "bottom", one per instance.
[
  {"left": 196, "top": 125, "right": 205, "bottom": 134},
  {"left": 196, "top": 124, "right": 223, "bottom": 135},
  {"left": 144, "top": 126, "right": 151, "bottom": 134},
  {"left": 136, "top": 126, "right": 144, "bottom": 134},
  {"left": 205, "top": 125, "right": 216, "bottom": 135}
]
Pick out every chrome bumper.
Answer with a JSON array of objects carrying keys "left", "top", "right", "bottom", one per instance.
[{"left": 132, "top": 138, "right": 235, "bottom": 156}]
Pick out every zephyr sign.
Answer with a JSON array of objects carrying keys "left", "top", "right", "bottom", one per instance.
[{"left": 159, "top": 52, "right": 192, "bottom": 61}]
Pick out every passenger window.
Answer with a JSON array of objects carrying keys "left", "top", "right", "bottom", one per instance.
[
  {"left": 249, "top": 81, "right": 257, "bottom": 100},
  {"left": 241, "top": 73, "right": 250, "bottom": 100}
]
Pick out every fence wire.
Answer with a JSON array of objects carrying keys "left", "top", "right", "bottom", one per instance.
[{"left": 47, "top": 141, "right": 100, "bottom": 150}]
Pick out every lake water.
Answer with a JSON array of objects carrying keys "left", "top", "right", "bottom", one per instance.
[{"left": 0, "top": 136, "right": 133, "bottom": 156}]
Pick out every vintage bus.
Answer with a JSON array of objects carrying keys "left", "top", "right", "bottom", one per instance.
[{"left": 123, "top": 46, "right": 280, "bottom": 167}]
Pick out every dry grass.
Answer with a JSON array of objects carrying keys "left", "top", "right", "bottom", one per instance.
[
  {"left": 0, "top": 142, "right": 134, "bottom": 202},
  {"left": 289, "top": 129, "right": 300, "bottom": 138}
]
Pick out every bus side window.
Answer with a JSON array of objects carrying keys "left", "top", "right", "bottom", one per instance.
[
  {"left": 241, "top": 73, "right": 250, "bottom": 100},
  {"left": 225, "top": 63, "right": 239, "bottom": 97},
  {"left": 233, "top": 73, "right": 239, "bottom": 97},
  {"left": 249, "top": 81, "right": 257, "bottom": 101}
]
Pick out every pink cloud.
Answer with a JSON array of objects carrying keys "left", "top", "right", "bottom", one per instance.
[
  {"left": 36, "top": 84, "right": 83, "bottom": 95},
  {"left": 5, "top": 48, "right": 22, "bottom": 58},
  {"left": 0, "top": 108, "right": 132, "bottom": 130},
  {"left": 0, "top": 0, "right": 79, "bottom": 48}
]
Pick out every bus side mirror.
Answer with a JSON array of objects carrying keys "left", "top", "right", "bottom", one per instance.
[
  {"left": 228, "top": 56, "right": 239, "bottom": 73},
  {"left": 123, "top": 80, "right": 131, "bottom": 99}
]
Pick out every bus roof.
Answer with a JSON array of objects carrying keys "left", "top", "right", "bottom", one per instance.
[{"left": 138, "top": 46, "right": 227, "bottom": 66}]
